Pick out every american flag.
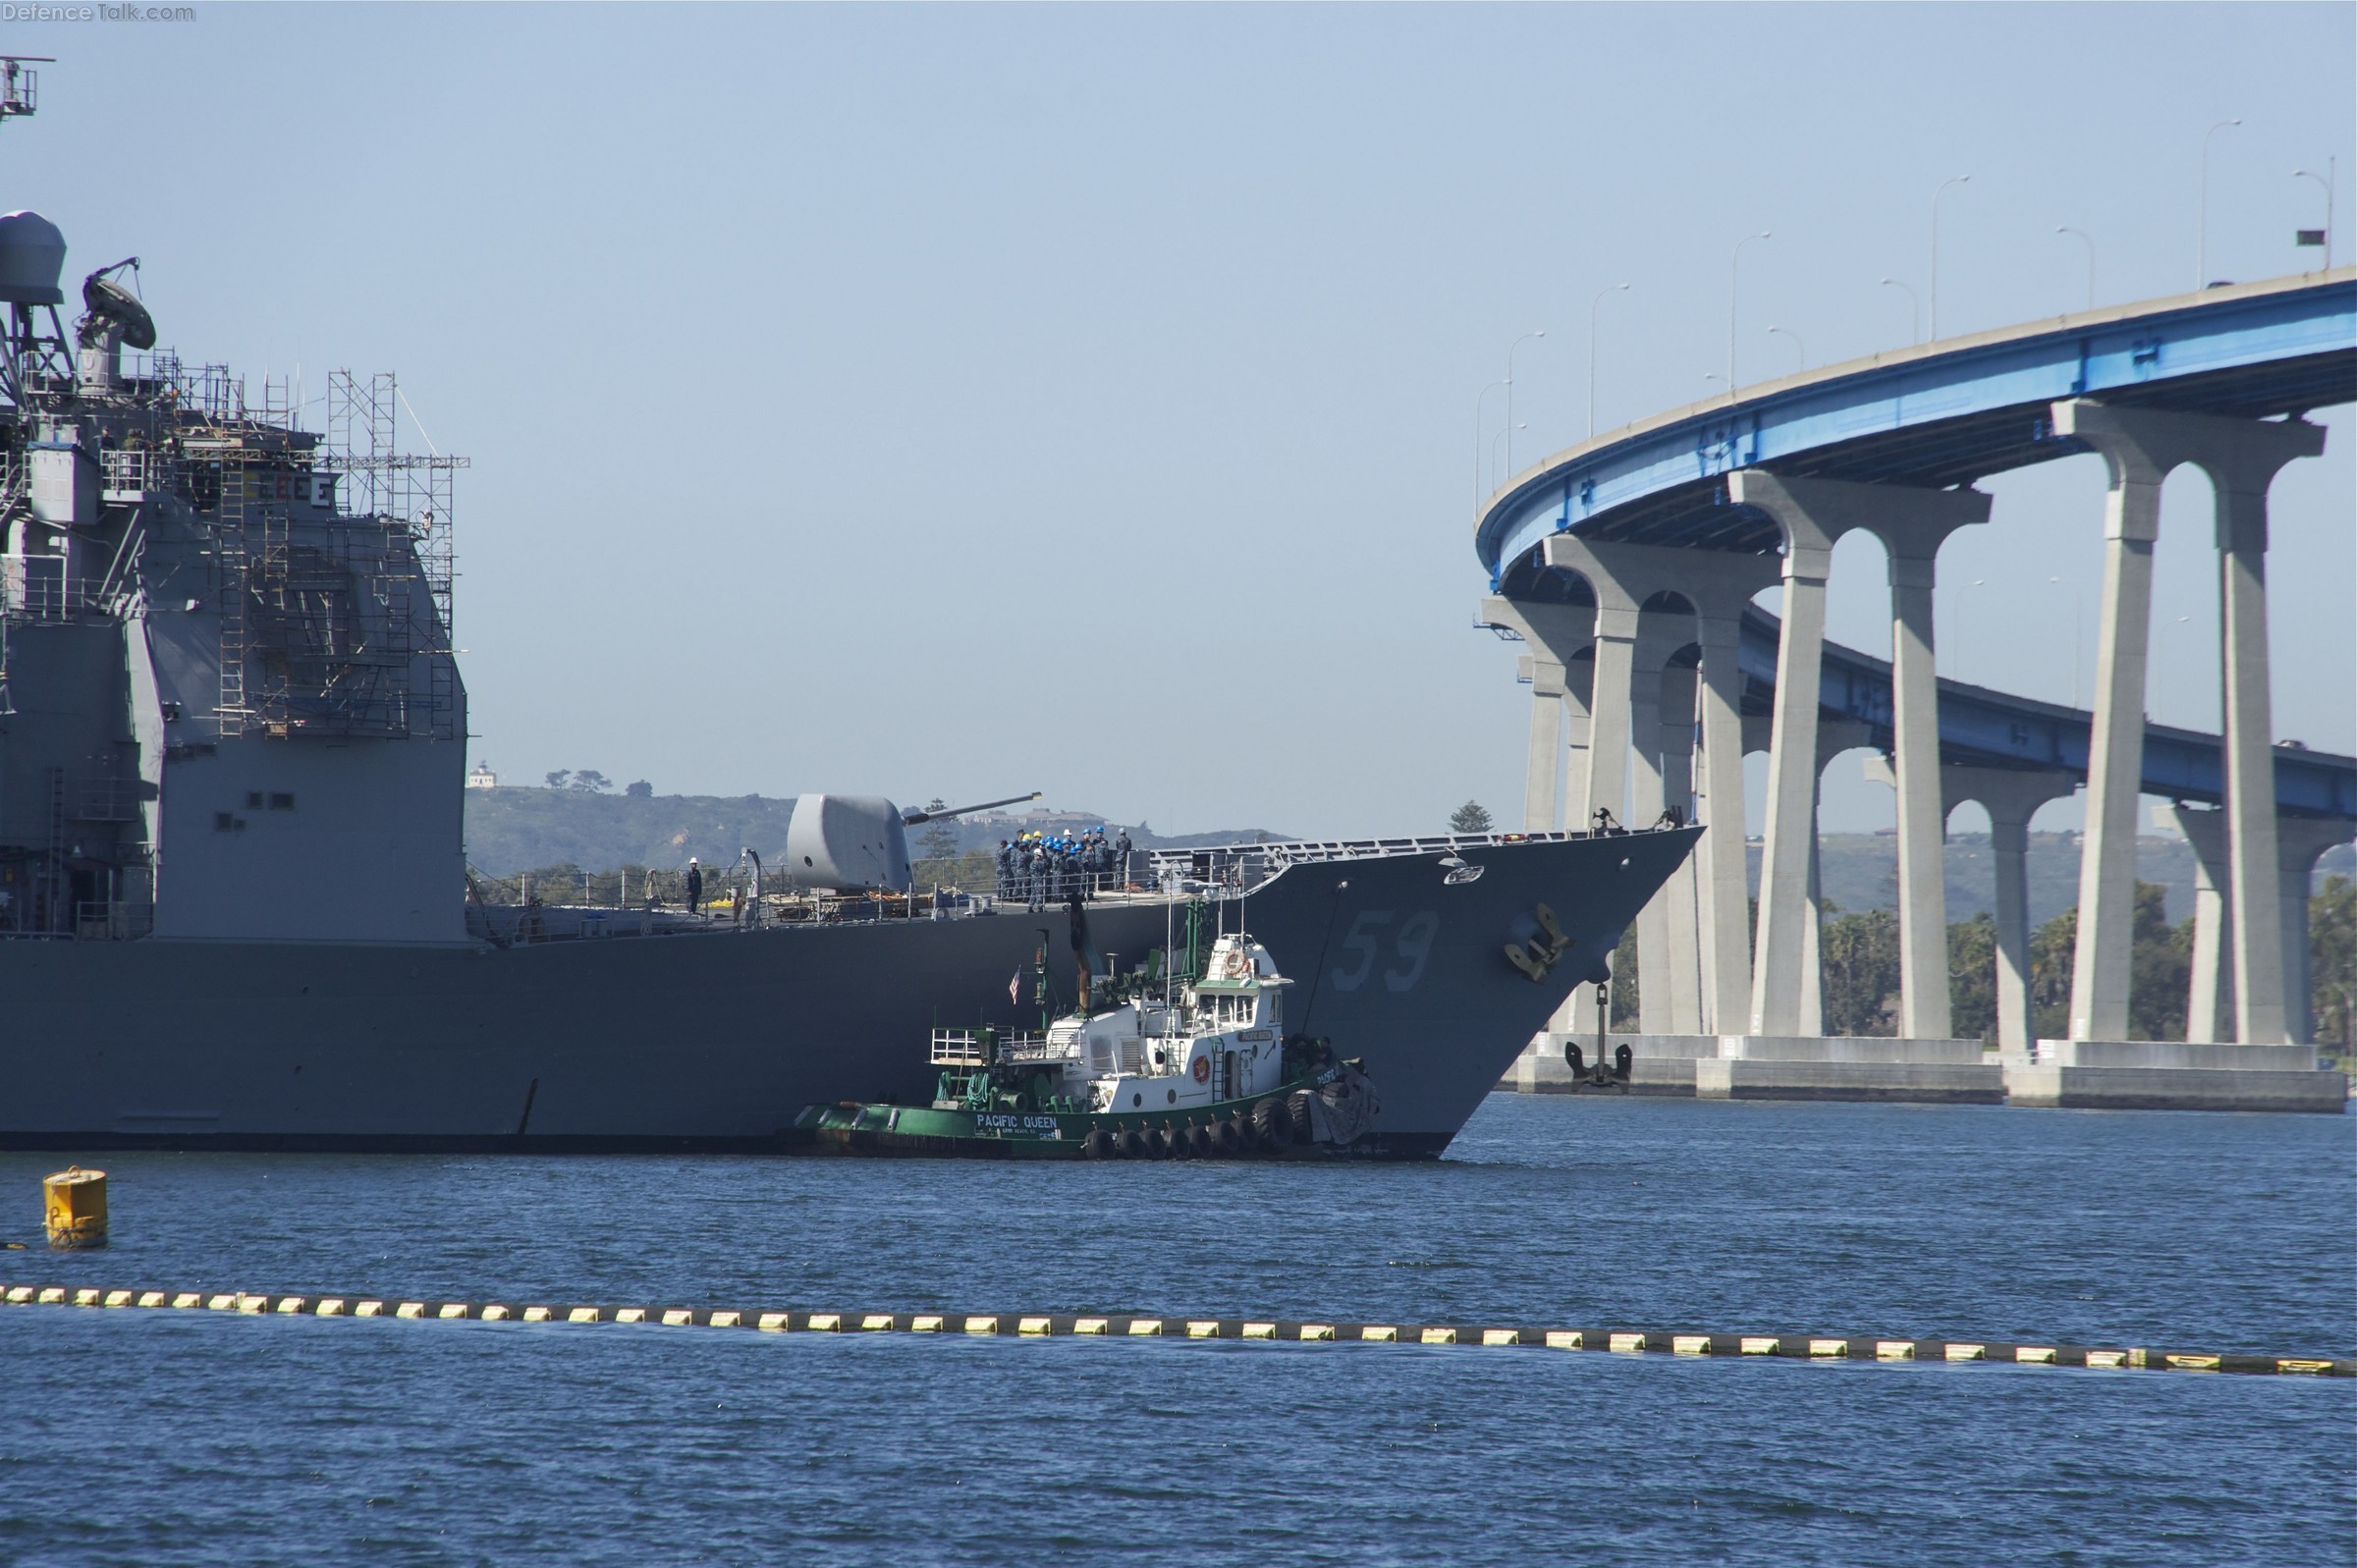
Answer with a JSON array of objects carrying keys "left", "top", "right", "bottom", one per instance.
[{"left": 1009, "top": 969, "right": 1021, "bottom": 1004}]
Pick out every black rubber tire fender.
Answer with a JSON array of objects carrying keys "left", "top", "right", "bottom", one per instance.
[
  {"left": 1286, "top": 1091, "right": 1315, "bottom": 1144},
  {"left": 1251, "top": 1097, "right": 1293, "bottom": 1151},
  {"left": 1083, "top": 1128, "right": 1115, "bottom": 1160},
  {"left": 1116, "top": 1126, "right": 1149, "bottom": 1159},
  {"left": 1212, "top": 1115, "right": 1245, "bottom": 1156}
]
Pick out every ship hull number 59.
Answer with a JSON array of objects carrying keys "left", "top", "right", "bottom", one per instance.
[{"left": 1330, "top": 911, "right": 1439, "bottom": 994}]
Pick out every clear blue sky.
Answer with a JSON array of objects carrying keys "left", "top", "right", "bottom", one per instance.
[{"left": 15, "top": 4, "right": 2352, "bottom": 837}]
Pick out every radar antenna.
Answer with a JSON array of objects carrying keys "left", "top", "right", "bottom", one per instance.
[
  {"left": 73, "top": 256, "right": 151, "bottom": 392},
  {"left": 78, "top": 259, "right": 154, "bottom": 350}
]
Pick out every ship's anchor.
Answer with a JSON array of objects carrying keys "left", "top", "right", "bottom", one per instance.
[
  {"left": 1503, "top": 901, "right": 1572, "bottom": 983},
  {"left": 1563, "top": 979, "right": 1632, "bottom": 1091}
]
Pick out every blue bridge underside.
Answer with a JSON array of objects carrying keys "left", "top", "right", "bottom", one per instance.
[
  {"left": 1483, "top": 273, "right": 2356, "bottom": 570},
  {"left": 1480, "top": 272, "right": 2357, "bottom": 821}
]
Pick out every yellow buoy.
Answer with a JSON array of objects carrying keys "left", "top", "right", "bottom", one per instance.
[{"left": 43, "top": 1167, "right": 106, "bottom": 1250}]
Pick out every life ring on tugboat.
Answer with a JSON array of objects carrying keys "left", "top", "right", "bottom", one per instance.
[
  {"left": 1191, "top": 1055, "right": 1211, "bottom": 1084},
  {"left": 1224, "top": 947, "right": 1251, "bottom": 979}
]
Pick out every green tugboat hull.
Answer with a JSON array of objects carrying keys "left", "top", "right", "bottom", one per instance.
[{"left": 787, "top": 1090, "right": 1375, "bottom": 1160}]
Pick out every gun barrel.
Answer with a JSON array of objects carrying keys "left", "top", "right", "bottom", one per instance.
[{"left": 901, "top": 791, "right": 1042, "bottom": 826}]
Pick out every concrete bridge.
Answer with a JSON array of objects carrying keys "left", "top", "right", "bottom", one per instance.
[{"left": 1476, "top": 267, "right": 2357, "bottom": 1063}]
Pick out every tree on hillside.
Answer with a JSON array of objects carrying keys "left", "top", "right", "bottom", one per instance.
[
  {"left": 2307, "top": 875, "right": 2355, "bottom": 1054},
  {"left": 570, "top": 770, "right": 612, "bottom": 793},
  {"left": 626, "top": 781, "right": 652, "bottom": 798},
  {"left": 1946, "top": 912, "right": 1999, "bottom": 1044},
  {"left": 1449, "top": 800, "right": 1494, "bottom": 835},
  {"left": 544, "top": 770, "right": 570, "bottom": 789},
  {"left": 2128, "top": 885, "right": 2191, "bottom": 1042},
  {"left": 2025, "top": 883, "right": 2187, "bottom": 1041},
  {"left": 1821, "top": 902, "right": 1900, "bottom": 1037},
  {"left": 2027, "top": 904, "right": 2077, "bottom": 1042}
]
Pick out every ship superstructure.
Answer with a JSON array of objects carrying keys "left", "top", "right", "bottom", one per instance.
[{"left": 0, "top": 206, "right": 467, "bottom": 945}]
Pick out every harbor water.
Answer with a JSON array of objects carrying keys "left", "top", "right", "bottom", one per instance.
[{"left": 2, "top": 1095, "right": 2350, "bottom": 1565}]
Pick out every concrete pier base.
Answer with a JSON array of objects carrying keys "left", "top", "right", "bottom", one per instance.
[
  {"left": 1503, "top": 1032, "right": 2349, "bottom": 1111},
  {"left": 2033, "top": 1039, "right": 2316, "bottom": 1070},
  {"left": 1696, "top": 1056, "right": 2004, "bottom": 1104},
  {"left": 1704, "top": 1034, "right": 2000, "bottom": 1103},
  {"left": 2002, "top": 1060, "right": 2347, "bottom": 1112},
  {"left": 1507, "top": 1033, "right": 1997, "bottom": 1101},
  {"left": 1720, "top": 1035, "right": 1986, "bottom": 1063}
]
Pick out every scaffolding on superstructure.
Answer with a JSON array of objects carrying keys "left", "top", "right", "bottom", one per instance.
[
  {"left": 322, "top": 369, "right": 463, "bottom": 739},
  {"left": 204, "top": 368, "right": 466, "bottom": 741}
]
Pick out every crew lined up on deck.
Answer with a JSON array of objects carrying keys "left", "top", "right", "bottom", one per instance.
[{"left": 996, "top": 829, "right": 1131, "bottom": 909}]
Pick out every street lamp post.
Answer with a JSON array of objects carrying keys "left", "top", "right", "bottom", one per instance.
[
  {"left": 1471, "top": 378, "right": 1505, "bottom": 515},
  {"left": 1766, "top": 324, "right": 1805, "bottom": 373},
  {"left": 1930, "top": 175, "right": 1970, "bottom": 340},
  {"left": 1505, "top": 330, "right": 1545, "bottom": 479},
  {"left": 2294, "top": 160, "right": 2336, "bottom": 269},
  {"left": 1728, "top": 232, "right": 1771, "bottom": 386},
  {"left": 2198, "top": 119, "right": 2242, "bottom": 288},
  {"left": 1879, "top": 277, "right": 1920, "bottom": 347},
  {"left": 1491, "top": 423, "right": 1526, "bottom": 495},
  {"left": 2056, "top": 226, "right": 2096, "bottom": 311},
  {"left": 1587, "top": 283, "right": 1629, "bottom": 440}
]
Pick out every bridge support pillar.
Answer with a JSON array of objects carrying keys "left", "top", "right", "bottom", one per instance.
[
  {"left": 1581, "top": 604, "right": 1640, "bottom": 831},
  {"left": 1727, "top": 471, "right": 1987, "bottom": 1038},
  {"left": 1540, "top": 538, "right": 1779, "bottom": 1035},
  {"left": 2278, "top": 816, "right": 2357, "bottom": 1046},
  {"left": 1658, "top": 661, "right": 1704, "bottom": 1034},
  {"left": 1482, "top": 597, "right": 1595, "bottom": 835},
  {"left": 1877, "top": 501, "right": 1991, "bottom": 1040},
  {"left": 1561, "top": 661, "right": 1593, "bottom": 838},
  {"left": 1521, "top": 654, "right": 1566, "bottom": 835},
  {"left": 1801, "top": 779, "right": 1825, "bottom": 1036},
  {"left": 2175, "top": 805, "right": 2234, "bottom": 1042},
  {"left": 2052, "top": 401, "right": 2325, "bottom": 1043},
  {"left": 2213, "top": 437, "right": 2324, "bottom": 1044},
  {"left": 1947, "top": 767, "right": 2078, "bottom": 1055},
  {"left": 1626, "top": 622, "right": 1688, "bottom": 1034},
  {"left": 1694, "top": 613, "right": 1756, "bottom": 1034}
]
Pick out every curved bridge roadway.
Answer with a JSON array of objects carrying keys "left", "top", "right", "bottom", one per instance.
[{"left": 1474, "top": 268, "right": 2356, "bottom": 1053}]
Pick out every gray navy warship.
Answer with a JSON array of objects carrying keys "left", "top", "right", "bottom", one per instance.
[{"left": 0, "top": 83, "right": 1696, "bottom": 1157}]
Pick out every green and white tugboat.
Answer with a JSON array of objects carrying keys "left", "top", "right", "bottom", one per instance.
[{"left": 792, "top": 922, "right": 1379, "bottom": 1160}]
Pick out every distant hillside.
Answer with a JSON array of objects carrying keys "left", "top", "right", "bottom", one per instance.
[{"left": 461, "top": 788, "right": 1288, "bottom": 877}]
